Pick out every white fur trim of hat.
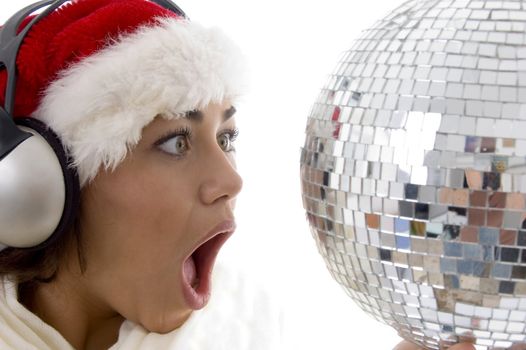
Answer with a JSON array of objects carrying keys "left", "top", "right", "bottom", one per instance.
[{"left": 33, "top": 17, "right": 247, "bottom": 186}]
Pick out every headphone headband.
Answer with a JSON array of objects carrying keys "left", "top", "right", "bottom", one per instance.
[
  {"left": 0, "top": 1, "right": 69, "bottom": 116},
  {"left": 151, "top": 0, "right": 188, "bottom": 19}
]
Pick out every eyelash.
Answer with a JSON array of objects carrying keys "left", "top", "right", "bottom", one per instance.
[
  {"left": 224, "top": 127, "right": 240, "bottom": 144},
  {"left": 153, "top": 127, "right": 190, "bottom": 151},
  {"left": 155, "top": 126, "right": 240, "bottom": 157}
]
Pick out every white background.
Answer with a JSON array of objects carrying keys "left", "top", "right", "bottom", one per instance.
[{"left": 0, "top": 0, "right": 410, "bottom": 349}]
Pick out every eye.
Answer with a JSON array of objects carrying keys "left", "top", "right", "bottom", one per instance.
[
  {"left": 155, "top": 127, "right": 191, "bottom": 157},
  {"left": 218, "top": 128, "right": 239, "bottom": 152}
]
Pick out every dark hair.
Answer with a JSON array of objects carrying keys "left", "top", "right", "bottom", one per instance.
[{"left": 0, "top": 214, "right": 86, "bottom": 288}]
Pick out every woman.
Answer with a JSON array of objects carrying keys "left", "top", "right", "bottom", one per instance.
[
  {"left": 0, "top": 0, "right": 266, "bottom": 349},
  {"left": 0, "top": 0, "right": 481, "bottom": 349}
]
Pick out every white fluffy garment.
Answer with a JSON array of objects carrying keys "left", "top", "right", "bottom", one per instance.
[{"left": 32, "top": 17, "right": 247, "bottom": 186}]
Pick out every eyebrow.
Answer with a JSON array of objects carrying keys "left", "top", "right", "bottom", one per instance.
[{"left": 185, "top": 106, "right": 237, "bottom": 123}]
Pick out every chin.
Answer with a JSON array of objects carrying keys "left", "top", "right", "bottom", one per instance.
[{"left": 141, "top": 308, "right": 193, "bottom": 334}]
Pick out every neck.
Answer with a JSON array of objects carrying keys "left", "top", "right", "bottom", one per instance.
[{"left": 19, "top": 268, "right": 124, "bottom": 350}]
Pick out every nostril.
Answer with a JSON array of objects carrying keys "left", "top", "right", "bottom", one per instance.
[{"left": 198, "top": 164, "right": 243, "bottom": 204}]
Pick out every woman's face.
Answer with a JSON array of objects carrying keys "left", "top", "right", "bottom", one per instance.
[{"left": 76, "top": 101, "right": 242, "bottom": 332}]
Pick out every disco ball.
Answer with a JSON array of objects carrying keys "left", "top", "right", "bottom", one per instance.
[{"left": 300, "top": 0, "right": 526, "bottom": 349}]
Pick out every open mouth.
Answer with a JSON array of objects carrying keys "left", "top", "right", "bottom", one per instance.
[{"left": 181, "top": 231, "right": 233, "bottom": 309}]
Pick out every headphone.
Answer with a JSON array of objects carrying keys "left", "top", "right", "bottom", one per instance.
[{"left": 0, "top": 0, "right": 188, "bottom": 250}]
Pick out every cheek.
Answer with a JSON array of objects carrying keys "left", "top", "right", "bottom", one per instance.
[{"left": 80, "top": 162, "right": 195, "bottom": 274}]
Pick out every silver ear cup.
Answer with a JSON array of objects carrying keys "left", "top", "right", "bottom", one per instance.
[{"left": 0, "top": 126, "right": 65, "bottom": 247}]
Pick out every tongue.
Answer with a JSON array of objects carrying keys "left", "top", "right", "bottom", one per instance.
[{"left": 183, "top": 256, "right": 197, "bottom": 287}]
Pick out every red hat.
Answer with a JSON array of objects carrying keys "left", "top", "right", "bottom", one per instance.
[{"left": 0, "top": 0, "right": 246, "bottom": 186}]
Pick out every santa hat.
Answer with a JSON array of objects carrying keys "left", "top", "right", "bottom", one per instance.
[{"left": 0, "top": 0, "right": 247, "bottom": 186}]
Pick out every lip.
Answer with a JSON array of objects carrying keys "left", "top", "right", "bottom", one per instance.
[{"left": 181, "top": 219, "right": 236, "bottom": 310}]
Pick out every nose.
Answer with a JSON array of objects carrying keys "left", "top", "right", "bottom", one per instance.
[{"left": 198, "top": 145, "right": 243, "bottom": 205}]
